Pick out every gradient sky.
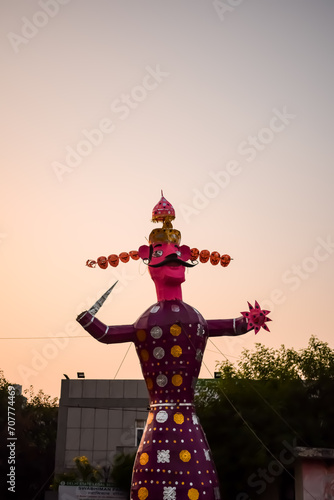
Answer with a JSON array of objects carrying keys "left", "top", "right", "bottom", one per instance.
[{"left": 1, "top": 0, "right": 334, "bottom": 399}]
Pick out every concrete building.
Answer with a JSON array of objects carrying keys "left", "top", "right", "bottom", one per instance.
[
  {"left": 55, "top": 379, "right": 149, "bottom": 475},
  {"left": 294, "top": 447, "right": 334, "bottom": 500}
]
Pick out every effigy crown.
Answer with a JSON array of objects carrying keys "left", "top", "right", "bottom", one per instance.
[
  {"left": 149, "top": 191, "right": 181, "bottom": 245},
  {"left": 86, "top": 191, "right": 232, "bottom": 268}
]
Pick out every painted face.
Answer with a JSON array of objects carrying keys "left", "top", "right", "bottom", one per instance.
[{"left": 138, "top": 242, "right": 192, "bottom": 286}]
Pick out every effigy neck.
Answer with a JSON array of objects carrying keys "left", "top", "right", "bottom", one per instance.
[{"left": 154, "top": 281, "right": 183, "bottom": 301}]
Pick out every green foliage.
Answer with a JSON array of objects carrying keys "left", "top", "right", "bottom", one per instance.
[
  {"left": 216, "top": 335, "right": 334, "bottom": 381},
  {"left": 0, "top": 370, "right": 58, "bottom": 500},
  {"left": 73, "top": 455, "right": 102, "bottom": 483},
  {"left": 52, "top": 455, "right": 104, "bottom": 489},
  {"left": 195, "top": 336, "right": 334, "bottom": 499},
  {"left": 24, "top": 385, "right": 58, "bottom": 408}
]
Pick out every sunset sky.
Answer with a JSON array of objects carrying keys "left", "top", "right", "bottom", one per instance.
[{"left": 1, "top": 0, "right": 334, "bottom": 399}]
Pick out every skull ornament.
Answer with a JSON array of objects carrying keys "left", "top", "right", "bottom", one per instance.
[
  {"left": 220, "top": 254, "right": 231, "bottom": 267},
  {"left": 129, "top": 250, "right": 140, "bottom": 260},
  {"left": 108, "top": 254, "right": 119, "bottom": 267},
  {"left": 190, "top": 248, "right": 199, "bottom": 260},
  {"left": 119, "top": 252, "right": 130, "bottom": 263},
  {"left": 210, "top": 251, "right": 220, "bottom": 265},
  {"left": 199, "top": 249, "right": 210, "bottom": 263},
  {"left": 97, "top": 256, "right": 108, "bottom": 269}
]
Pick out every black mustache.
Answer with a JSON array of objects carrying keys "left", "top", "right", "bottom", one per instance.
[{"left": 148, "top": 254, "right": 197, "bottom": 268}]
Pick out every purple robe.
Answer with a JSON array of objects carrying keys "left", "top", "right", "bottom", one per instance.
[{"left": 77, "top": 299, "right": 248, "bottom": 500}]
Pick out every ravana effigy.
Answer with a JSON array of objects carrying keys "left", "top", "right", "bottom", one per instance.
[{"left": 77, "top": 193, "right": 271, "bottom": 500}]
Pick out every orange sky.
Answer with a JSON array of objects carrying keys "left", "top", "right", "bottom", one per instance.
[{"left": 1, "top": 1, "right": 334, "bottom": 398}]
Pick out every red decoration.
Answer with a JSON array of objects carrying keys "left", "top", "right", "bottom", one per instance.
[
  {"left": 97, "top": 256, "right": 108, "bottom": 269},
  {"left": 119, "top": 252, "right": 130, "bottom": 263},
  {"left": 190, "top": 248, "right": 199, "bottom": 260},
  {"left": 199, "top": 250, "right": 210, "bottom": 263},
  {"left": 108, "top": 254, "right": 119, "bottom": 267},
  {"left": 86, "top": 260, "right": 97, "bottom": 268},
  {"left": 210, "top": 251, "right": 220, "bottom": 265},
  {"left": 221, "top": 254, "right": 231, "bottom": 267},
  {"left": 87, "top": 248, "right": 231, "bottom": 268}
]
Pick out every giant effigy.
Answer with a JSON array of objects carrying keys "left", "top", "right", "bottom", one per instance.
[{"left": 76, "top": 193, "right": 271, "bottom": 500}]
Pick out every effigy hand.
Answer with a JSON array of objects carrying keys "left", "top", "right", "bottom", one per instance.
[
  {"left": 76, "top": 311, "right": 88, "bottom": 321},
  {"left": 241, "top": 301, "right": 271, "bottom": 334}
]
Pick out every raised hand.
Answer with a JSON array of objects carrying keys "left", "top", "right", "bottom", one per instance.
[{"left": 241, "top": 300, "right": 271, "bottom": 334}]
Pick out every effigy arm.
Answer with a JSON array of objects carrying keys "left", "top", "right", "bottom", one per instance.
[
  {"left": 207, "top": 316, "right": 249, "bottom": 337},
  {"left": 208, "top": 300, "right": 271, "bottom": 337},
  {"left": 76, "top": 311, "right": 134, "bottom": 344}
]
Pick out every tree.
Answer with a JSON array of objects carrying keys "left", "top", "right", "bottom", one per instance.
[
  {"left": 195, "top": 336, "right": 334, "bottom": 499},
  {"left": 0, "top": 370, "right": 58, "bottom": 500}
]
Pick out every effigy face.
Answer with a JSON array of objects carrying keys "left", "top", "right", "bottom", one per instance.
[{"left": 138, "top": 242, "right": 192, "bottom": 287}]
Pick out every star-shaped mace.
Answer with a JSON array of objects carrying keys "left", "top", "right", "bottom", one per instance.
[{"left": 241, "top": 301, "right": 272, "bottom": 334}]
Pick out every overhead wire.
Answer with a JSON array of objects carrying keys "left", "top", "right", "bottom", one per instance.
[
  {"left": 113, "top": 343, "right": 133, "bottom": 379},
  {"left": 209, "top": 338, "right": 310, "bottom": 447}
]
